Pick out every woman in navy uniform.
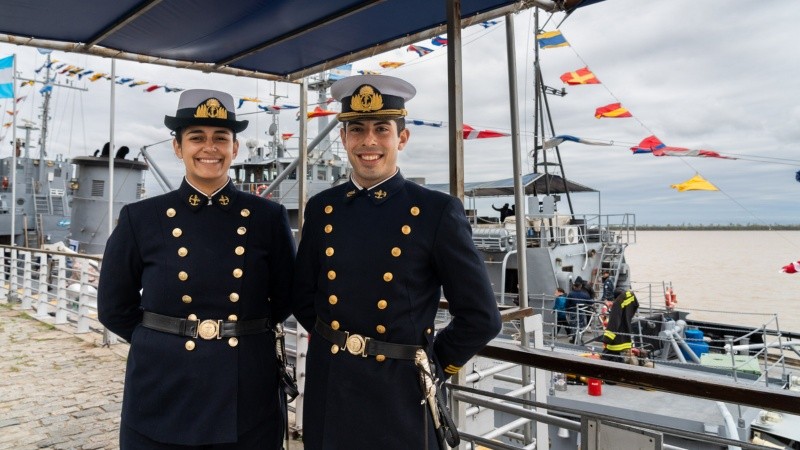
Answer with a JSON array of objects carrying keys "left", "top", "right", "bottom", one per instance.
[
  {"left": 293, "top": 75, "right": 502, "bottom": 449},
  {"left": 98, "top": 89, "right": 295, "bottom": 449}
]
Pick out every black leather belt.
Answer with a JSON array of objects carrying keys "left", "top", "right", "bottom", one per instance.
[
  {"left": 142, "top": 311, "right": 272, "bottom": 340},
  {"left": 314, "top": 317, "right": 421, "bottom": 360}
]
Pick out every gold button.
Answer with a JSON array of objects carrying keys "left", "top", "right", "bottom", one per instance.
[
  {"left": 331, "top": 344, "right": 340, "bottom": 354},
  {"left": 328, "top": 270, "right": 336, "bottom": 280},
  {"left": 391, "top": 247, "right": 401, "bottom": 257},
  {"left": 240, "top": 208, "right": 250, "bottom": 217},
  {"left": 401, "top": 225, "right": 411, "bottom": 235},
  {"left": 178, "top": 247, "right": 188, "bottom": 257},
  {"left": 376, "top": 355, "right": 386, "bottom": 362},
  {"left": 185, "top": 340, "right": 195, "bottom": 351},
  {"left": 383, "top": 272, "right": 393, "bottom": 282},
  {"left": 329, "top": 295, "right": 338, "bottom": 305},
  {"left": 188, "top": 314, "right": 198, "bottom": 321},
  {"left": 324, "top": 205, "right": 333, "bottom": 214},
  {"left": 228, "top": 314, "right": 238, "bottom": 321},
  {"left": 237, "top": 227, "right": 247, "bottom": 235},
  {"left": 182, "top": 295, "right": 192, "bottom": 304},
  {"left": 228, "top": 337, "right": 239, "bottom": 347},
  {"left": 410, "top": 206, "right": 420, "bottom": 216},
  {"left": 166, "top": 208, "right": 176, "bottom": 218},
  {"left": 235, "top": 246, "right": 245, "bottom": 256},
  {"left": 377, "top": 299, "right": 388, "bottom": 310},
  {"left": 172, "top": 228, "right": 182, "bottom": 238},
  {"left": 376, "top": 325, "right": 386, "bottom": 334},
  {"left": 331, "top": 320, "right": 340, "bottom": 330},
  {"left": 426, "top": 328, "right": 432, "bottom": 334},
  {"left": 178, "top": 271, "right": 188, "bottom": 281},
  {"left": 324, "top": 224, "right": 333, "bottom": 234},
  {"left": 233, "top": 268, "right": 243, "bottom": 278},
  {"left": 229, "top": 292, "right": 240, "bottom": 303},
  {"left": 325, "top": 247, "right": 334, "bottom": 257}
]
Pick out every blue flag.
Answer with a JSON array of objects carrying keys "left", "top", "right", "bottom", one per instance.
[
  {"left": 536, "top": 30, "right": 569, "bottom": 49},
  {"left": 0, "top": 55, "right": 14, "bottom": 99}
]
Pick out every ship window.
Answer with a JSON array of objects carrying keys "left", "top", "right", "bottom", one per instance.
[
  {"left": 91, "top": 180, "right": 105, "bottom": 197},
  {"left": 561, "top": 266, "right": 574, "bottom": 272}
]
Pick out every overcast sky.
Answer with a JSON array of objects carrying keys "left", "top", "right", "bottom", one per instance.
[{"left": 1, "top": 0, "right": 799, "bottom": 226}]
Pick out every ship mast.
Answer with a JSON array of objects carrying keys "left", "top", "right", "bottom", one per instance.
[
  {"left": 38, "top": 53, "right": 53, "bottom": 159},
  {"left": 531, "top": 9, "right": 574, "bottom": 215}
]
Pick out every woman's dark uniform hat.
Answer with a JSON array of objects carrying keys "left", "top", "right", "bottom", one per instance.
[
  {"left": 330, "top": 74, "right": 416, "bottom": 122},
  {"left": 164, "top": 89, "right": 248, "bottom": 133}
]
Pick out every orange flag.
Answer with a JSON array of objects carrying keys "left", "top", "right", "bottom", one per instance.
[{"left": 307, "top": 106, "right": 337, "bottom": 119}]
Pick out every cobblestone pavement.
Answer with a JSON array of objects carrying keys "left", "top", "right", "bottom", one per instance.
[{"left": 0, "top": 305, "right": 303, "bottom": 450}]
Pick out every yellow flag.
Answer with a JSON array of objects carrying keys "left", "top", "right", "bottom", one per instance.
[
  {"left": 379, "top": 61, "right": 404, "bottom": 69},
  {"left": 670, "top": 174, "right": 719, "bottom": 192}
]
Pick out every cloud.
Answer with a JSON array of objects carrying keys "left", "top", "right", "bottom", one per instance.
[{"left": 1, "top": 0, "right": 798, "bottom": 224}]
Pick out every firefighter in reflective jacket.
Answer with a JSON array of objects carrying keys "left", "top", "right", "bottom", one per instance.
[{"left": 601, "top": 289, "right": 639, "bottom": 362}]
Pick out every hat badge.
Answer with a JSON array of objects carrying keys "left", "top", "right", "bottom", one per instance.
[
  {"left": 194, "top": 98, "right": 228, "bottom": 120},
  {"left": 350, "top": 85, "right": 384, "bottom": 113}
]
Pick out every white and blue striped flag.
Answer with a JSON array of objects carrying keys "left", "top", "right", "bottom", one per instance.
[{"left": 0, "top": 55, "right": 14, "bottom": 98}]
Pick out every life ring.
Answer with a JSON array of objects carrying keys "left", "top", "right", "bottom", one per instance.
[{"left": 256, "top": 184, "right": 268, "bottom": 196}]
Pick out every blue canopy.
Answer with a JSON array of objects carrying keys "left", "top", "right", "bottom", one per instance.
[{"left": 0, "top": 0, "right": 600, "bottom": 81}]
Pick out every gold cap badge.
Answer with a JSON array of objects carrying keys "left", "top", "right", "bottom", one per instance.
[
  {"left": 194, "top": 98, "right": 228, "bottom": 120},
  {"left": 350, "top": 85, "right": 383, "bottom": 113}
]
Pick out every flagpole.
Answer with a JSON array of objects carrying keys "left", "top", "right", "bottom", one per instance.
[
  {"left": 108, "top": 59, "right": 115, "bottom": 240},
  {"left": 10, "top": 53, "right": 17, "bottom": 246}
]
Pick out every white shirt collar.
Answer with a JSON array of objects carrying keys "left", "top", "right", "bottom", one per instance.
[{"left": 351, "top": 168, "right": 399, "bottom": 191}]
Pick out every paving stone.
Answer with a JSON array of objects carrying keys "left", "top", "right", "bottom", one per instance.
[{"left": 1, "top": 306, "right": 304, "bottom": 450}]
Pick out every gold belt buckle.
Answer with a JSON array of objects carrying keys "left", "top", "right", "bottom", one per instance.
[
  {"left": 197, "top": 319, "right": 222, "bottom": 340},
  {"left": 345, "top": 333, "right": 368, "bottom": 357}
]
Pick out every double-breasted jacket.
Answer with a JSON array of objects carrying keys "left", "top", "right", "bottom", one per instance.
[
  {"left": 293, "top": 172, "right": 501, "bottom": 449},
  {"left": 98, "top": 179, "right": 295, "bottom": 445}
]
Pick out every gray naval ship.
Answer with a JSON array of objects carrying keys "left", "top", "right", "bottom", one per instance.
[{"left": 2, "top": 123, "right": 146, "bottom": 254}]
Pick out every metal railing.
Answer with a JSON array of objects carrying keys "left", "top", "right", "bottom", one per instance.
[
  {"left": 5, "top": 245, "right": 800, "bottom": 450},
  {"left": 1, "top": 244, "right": 101, "bottom": 334}
]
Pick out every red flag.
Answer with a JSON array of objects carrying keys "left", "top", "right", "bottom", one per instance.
[
  {"left": 631, "top": 135, "right": 734, "bottom": 159},
  {"left": 145, "top": 85, "right": 162, "bottom": 92},
  {"left": 281, "top": 133, "right": 293, "bottom": 141},
  {"left": 559, "top": 67, "right": 600, "bottom": 85},
  {"left": 630, "top": 135, "right": 664, "bottom": 154},
  {"left": 595, "top": 103, "right": 631, "bottom": 118},
  {"left": 781, "top": 260, "right": 800, "bottom": 274},
  {"left": 463, "top": 124, "right": 510, "bottom": 139}
]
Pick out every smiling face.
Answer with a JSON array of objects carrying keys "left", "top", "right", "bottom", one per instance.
[
  {"left": 174, "top": 125, "right": 238, "bottom": 194},
  {"left": 340, "top": 119, "right": 409, "bottom": 188}
]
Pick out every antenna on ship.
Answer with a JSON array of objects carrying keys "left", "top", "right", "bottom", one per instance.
[
  {"left": 266, "top": 81, "right": 287, "bottom": 160},
  {"left": 530, "top": 8, "right": 575, "bottom": 215}
]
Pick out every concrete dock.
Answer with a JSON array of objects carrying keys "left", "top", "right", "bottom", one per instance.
[{"left": 0, "top": 305, "right": 303, "bottom": 450}]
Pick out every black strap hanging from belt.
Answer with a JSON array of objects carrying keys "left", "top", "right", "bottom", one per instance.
[
  {"left": 141, "top": 311, "right": 272, "bottom": 339},
  {"left": 314, "top": 317, "right": 421, "bottom": 360}
]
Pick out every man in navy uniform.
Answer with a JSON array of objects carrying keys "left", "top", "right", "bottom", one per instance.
[
  {"left": 98, "top": 89, "right": 295, "bottom": 449},
  {"left": 293, "top": 74, "right": 502, "bottom": 449}
]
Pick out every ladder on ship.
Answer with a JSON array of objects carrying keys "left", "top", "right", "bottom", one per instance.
[
  {"left": 22, "top": 214, "right": 44, "bottom": 248},
  {"left": 592, "top": 242, "right": 627, "bottom": 298}
]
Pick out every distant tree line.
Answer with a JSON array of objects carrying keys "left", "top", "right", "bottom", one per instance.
[{"left": 635, "top": 224, "right": 800, "bottom": 231}]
